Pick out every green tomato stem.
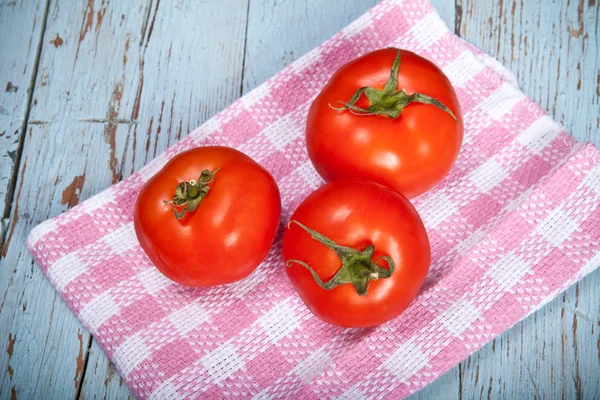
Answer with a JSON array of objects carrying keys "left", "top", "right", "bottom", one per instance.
[
  {"left": 330, "top": 48, "right": 460, "bottom": 122},
  {"left": 163, "top": 168, "right": 220, "bottom": 219},
  {"left": 286, "top": 220, "right": 395, "bottom": 296}
]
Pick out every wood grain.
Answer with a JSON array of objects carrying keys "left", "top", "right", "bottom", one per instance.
[
  {"left": 457, "top": 0, "right": 599, "bottom": 145},
  {"left": 457, "top": 0, "right": 600, "bottom": 398},
  {"left": 79, "top": 341, "right": 133, "bottom": 400},
  {"left": 121, "top": 0, "right": 250, "bottom": 177},
  {"left": 0, "top": 0, "right": 150, "bottom": 398},
  {"left": 80, "top": 0, "right": 251, "bottom": 397},
  {"left": 0, "top": 0, "right": 48, "bottom": 238}
]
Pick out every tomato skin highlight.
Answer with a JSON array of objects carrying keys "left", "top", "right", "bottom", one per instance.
[
  {"left": 306, "top": 48, "right": 463, "bottom": 199},
  {"left": 134, "top": 146, "right": 281, "bottom": 287},
  {"left": 283, "top": 179, "right": 431, "bottom": 328}
]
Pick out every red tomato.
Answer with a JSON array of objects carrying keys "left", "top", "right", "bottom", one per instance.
[
  {"left": 283, "top": 179, "right": 430, "bottom": 328},
  {"left": 306, "top": 48, "right": 463, "bottom": 199},
  {"left": 134, "top": 146, "right": 281, "bottom": 287}
]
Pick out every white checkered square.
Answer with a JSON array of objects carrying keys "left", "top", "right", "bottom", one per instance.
[
  {"left": 79, "top": 187, "right": 115, "bottom": 214},
  {"left": 416, "top": 192, "right": 458, "bottom": 229},
  {"left": 436, "top": 299, "right": 482, "bottom": 337},
  {"left": 535, "top": 209, "right": 579, "bottom": 246},
  {"left": 136, "top": 268, "right": 174, "bottom": 296},
  {"left": 468, "top": 158, "right": 508, "bottom": 193},
  {"left": 138, "top": 153, "right": 169, "bottom": 181},
  {"left": 408, "top": 13, "right": 446, "bottom": 49},
  {"left": 169, "top": 302, "right": 211, "bottom": 335},
  {"left": 189, "top": 117, "right": 223, "bottom": 145},
  {"left": 517, "top": 116, "right": 561, "bottom": 154},
  {"left": 102, "top": 223, "right": 136, "bottom": 256},
  {"left": 290, "top": 47, "right": 324, "bottom": 75},
  {"left": 479, "top": 83, "right": 525, "bottom": 121},
  {"left": 340, "top": 12, "right": 374, "bottom": 38},
  {"left": 79, "top": 292, "right": 119, "bottom": 331},
  {"left": 261, "top": 112, "right": 303, "bottom": 150},
  {"left": 114, "top": 333, "right": 152, "bottom": 378},
  {"left": 582, "top": 164, "right": 600, "bottom": 195},
  {"left": 336, "top": 386, "right": 368, "bottom": 400},
  {"left": 477, "top": 53, "right": 519, "bottom": 88},
  {"left": 292, "top": 349, "right": 332, "bottom": 384},
  {"left": 443, "top": 51, "right": 485, "bottom": 87},
  {"left": 580, "top": 250, "right": 600, "bottom": 277},
  {"left": 228, "top": 273, "right": 267, "bottom": 300},
  {"left": 239, "top": 84, "right": 272, "bottom": 109},
  {"left": 49, "top": 252, "right": 88, "bottom": 292},
  {"left": 201, "top": 343, "right": 245, "bottom": 384},
  {"left": 252, "top": 389, "right": 273, "bottom": 400},
  {"left": 258, "top": 300, "right": 301, "bottom": 344},
  {"left": 383, "top": 341, "right": 429, "bottom": 383},
  {"left": 295, "top": 161, "right": 324, "bottom": 189},
  {"left": 27, "top": 218, "right": 59, "bottom": 248},
  {"left": 486, "top": 253, "right": 531, "bottom": 290},
  {"left": 148, "top": 381, "right": 179, "bottom": 400}
]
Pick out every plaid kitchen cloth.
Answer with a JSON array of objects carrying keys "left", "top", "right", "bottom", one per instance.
[{"left": 27, "top": 0, "right": 600, "bottom": 398}]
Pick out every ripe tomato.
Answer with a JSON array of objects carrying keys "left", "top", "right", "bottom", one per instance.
[
  {"left": 134, "top": 146, "right": 281, "bottom": 287},
  {"left": 283, "top": 179, "right": 430, "bottom": 328},
  {"left": 306, "top": 48, "right": 463, "bottom": 199}
]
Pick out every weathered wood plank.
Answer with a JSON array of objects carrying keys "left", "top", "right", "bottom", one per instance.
[
  {"left": 457, "top": 0, "right": 600, "bottom": 398},
  {"left": 0, "top": 0, "right": 151, "bottom": 398},
  {"left": 78, "top": 341, "right": 133, "bottom": 400},
  {"left": 0, "top": 123, "right": 130, "bottom": 399},
  {"left": 457, "top": 0, "right": 600, "bottom": 145},
  {"left": 243, "top": 0, "right": 376, "bottom": 92},
  {"left": 81, "top": 0, "right": 251, "bottom": 397},
  {"left": 242, "top": 0, "right": 455, "bottom": 94},
  {"left": 0, "top": 0, "right": 48, "bottom": 234},
  {"left": 121, "top": 0, "right": 250, "bottom": 176}
]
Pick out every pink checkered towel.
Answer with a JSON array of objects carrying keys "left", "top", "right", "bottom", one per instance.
[{"left": 27, "top": 0, "right": 600, "bottom": 398}]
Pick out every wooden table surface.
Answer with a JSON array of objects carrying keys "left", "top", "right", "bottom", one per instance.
[{"left": 1, "top": 0, "right": 598, "bottom": 398}]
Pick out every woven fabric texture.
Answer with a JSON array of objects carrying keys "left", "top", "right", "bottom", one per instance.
[{"left": 27, "top": 0, "right": 600, "bottom": 398}]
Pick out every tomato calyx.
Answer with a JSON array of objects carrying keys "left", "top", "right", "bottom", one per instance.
[
  {"left": 330, "top": 49, "right": 459, "bottom": 122},
  {"left": 285, "top": 220, "right": 395, "bottom": 296},
  {"left": 163, "top": 168, "right": 220, "bottom": 219}
]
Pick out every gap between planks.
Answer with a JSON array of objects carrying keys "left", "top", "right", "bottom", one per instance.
[
  {"left": 239, "top": 0, "right": 252, "bottom": 98},
  {"left": 1, "top": 0, "right": 51, "bottom": 237}
]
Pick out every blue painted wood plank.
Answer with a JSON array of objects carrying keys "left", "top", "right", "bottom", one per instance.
[
  {"left": 0, "top": 0, "right": 151, "bottom": 398},
  {"left": 80, "top": 0, "right": 251, "bottom": 397},
  {"left": 78, "top": 341, "right": 133, "bottom": 400},
  {"left": 243, "top": 0, "right": 455, "bottom": 94},
  {"left": 120, "top": 0, "right": 250, "bottom": 177},
  {"left": 0, "top": 0, "right": 48, "bottom": 226},
  {"left": 243, "top": 0, "right": 379, "bottom": 93},
  {"left": 457, "top": 0, "right": 600, "bottom": 398}
]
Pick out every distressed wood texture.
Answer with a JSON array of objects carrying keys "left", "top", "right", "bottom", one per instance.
[
  {"left": 0, "top": 0, "right": 598, "bottom": 399},
  {"left": 0, "top": 0, "right": 48, "bottom": 235},
  {"left": 456, "top": 1, "right": 600, "bottom": 398},
  {"left": 0, "top": 0, "right": 150, "bottom": 398},
  {"left": 81, "top": 0, "right": 251, "bottom": 397}
]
